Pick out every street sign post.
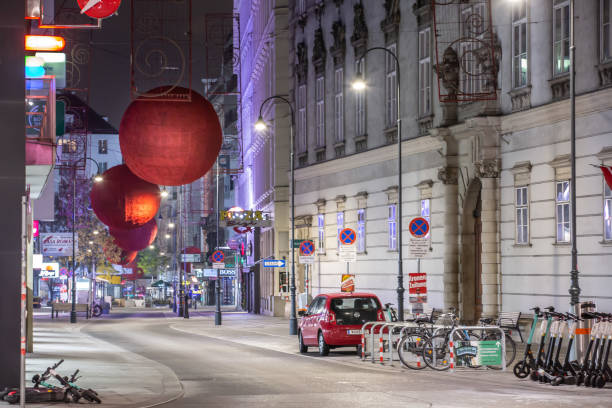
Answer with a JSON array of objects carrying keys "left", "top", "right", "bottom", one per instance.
[
  {"left": 212, "top": 250, "right": 225, "bottom": 264},
  {"left": 263, "top": 259, "right": 286, "bottom": 268},
  {"left": 338, "top": 228, "right": 357, "bottom": 264},
  {"left": 212, "top": 263, "right": 225, "bottom": 269},
  {"left": 298, "top": 240, "right": 315, "bottom": 264},
  {"left": 408, "top": 217, "right": 430, "bottom": 258},
  {"left": 291, "top": 239, "right": 307, "bottom": 249}
]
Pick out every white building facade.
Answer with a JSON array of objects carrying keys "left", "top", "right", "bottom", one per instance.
[
  {"left": 289, "top": 0, "right": 612, "bottom": 320},
  {"left": 234, "top": 0, "right": 294, "bottom": 314}
]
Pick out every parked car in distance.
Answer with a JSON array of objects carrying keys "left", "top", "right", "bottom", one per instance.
[{"left": 298, "top": 292, "right": 384, "bottom": 356}]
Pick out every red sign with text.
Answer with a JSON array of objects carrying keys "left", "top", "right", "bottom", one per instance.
[{"left": 408, "top": 273, "right": 427, "bottom": 295}]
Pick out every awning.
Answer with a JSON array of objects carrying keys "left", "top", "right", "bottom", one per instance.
[{"left": 151, "top": 280, "right": 171, "bottom": 288}]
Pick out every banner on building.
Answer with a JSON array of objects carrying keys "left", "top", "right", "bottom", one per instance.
[
  {"left": 341, "top": 274, "right": 355, "bottom": 292},
  {"left": 40, "top": 232, "right": 76, "bottom": 256}
]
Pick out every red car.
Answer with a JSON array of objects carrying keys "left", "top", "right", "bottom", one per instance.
[{"left": 298, "top": 292, "right": 384, "bottom": 356}]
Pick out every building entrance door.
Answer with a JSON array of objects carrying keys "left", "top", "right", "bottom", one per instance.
[{"left": 460, "top": 178, "right": 482, "bottom": 323}]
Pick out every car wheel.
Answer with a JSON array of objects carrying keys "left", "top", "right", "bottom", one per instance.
[
  {"left": 318, "top": 332, "right": 330, "bottom": 356},
  {"left": 299, "top": 332, "right": 308, "bottom": 354}
]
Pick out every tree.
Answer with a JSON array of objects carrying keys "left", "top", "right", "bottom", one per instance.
[{"left": 137, "top": 247, "right": 170, "bottom": 278}]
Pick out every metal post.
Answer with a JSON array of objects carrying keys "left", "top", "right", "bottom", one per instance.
[
  {"left": 215, "top": 160, "right": 222, "bottom": 325},
  {"left": 395, "top": 54, "right": 404, "bottom": 322},
  {"left": 568, "top": 0, "right": 580, "bottom": 310},
  {"left": 177, "top": 186, "right": 184, "bottom": 317},
  {"left": 289, "top": 123, "right": 297, "bottom": 335},
  {"left": 70, "top": 167, "right": 77, "bottom": 323},
  {"left": 19, "top": 196, "right": 27, "bottom": 408}
]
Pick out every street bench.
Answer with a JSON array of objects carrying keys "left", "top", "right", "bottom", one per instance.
[
  {"left": 498, "top": 311, "right": 522, "bottom": 342},
  {"left": 51, "top": 302, "right": 89, "bottom": 319}
]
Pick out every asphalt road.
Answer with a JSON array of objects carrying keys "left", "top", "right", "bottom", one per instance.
[{"left": 82, "top": 311, "right": 612, "bottom": 408}]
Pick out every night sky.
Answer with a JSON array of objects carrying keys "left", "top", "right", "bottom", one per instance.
[{"left": 88, "top": 1, "right": 232, "bottom": 128}]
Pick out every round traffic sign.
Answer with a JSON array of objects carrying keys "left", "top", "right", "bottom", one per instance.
[
  {"left": 299, "top": 240, "right": 315, "bottom": 256},
  {"left": 409, "top": 217, "right": 429, "bottom": 238},
  {"left": 339, "top": 228, "right": 357, "bottom": 245},
  {"left": 212, "top": 250, "right": 225, "bottom": 263}
]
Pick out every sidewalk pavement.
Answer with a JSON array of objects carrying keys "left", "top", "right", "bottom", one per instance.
[{"left": 1, "top": 316, "right": 183, "bottom": 408}]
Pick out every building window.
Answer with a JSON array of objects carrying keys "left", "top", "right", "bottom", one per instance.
[
  {"left": 334, "top": 68, "right": 344, "bottom": 143},
  {"left": 336, "top": 211, "right": 344, "bottom": 250},
  {"left": 297, "top": 84, "right": 307, "bottom": 153},
  {"left": 316, "top": 76, "right": 325, "bottom": 148},
  {"left": 556, "top": 180, "right": 571, "bottom": 242},
  {"left": 459, "top": 4, "right": 485, "bottom": 96},
  {"left": 98, "top": 139, "right": 108, "bottom": 154},
  {"left": 357, "top": 208, "right": 366, "bottom": 253},
  {"left": 553, "top": 0, "right": 570, "bottom": 75},
  {"left": 355, "top": 60, "right": 366, "bottom": 137},
  {"left": 388, "top": 204, "right": 397, "bottom": 250},
  {"left": 515, "top": 186, "right": 529, "bottom": 244},
  {"left": 317, "top": 213, "right": 325, "bottom": 253},
  {"left": 99, "top": 162, "right": 108, "bottom": 173},
  {"left": 297, "top": 0, "right": 306, "bottom": 15},
  {"left": 385, "top": 43, "right": 397, "bottom": 128},
  {"left": 601, "top": 0, "right": 612, "bottom": 61},
  {"left": 419, "top": 28, "right": 431, "bottom": 116},
  {"left": 279, "top": 271, "right": 288, "bottom": 293},
  {"left": 604, "top": 180, "right": 612, "bottom": 241},
  {"left": 420, "top": 198, "right": 431, "bottom": 239},
  {"left": 512, "top": 0, "right": 528, "bottom": 87}
]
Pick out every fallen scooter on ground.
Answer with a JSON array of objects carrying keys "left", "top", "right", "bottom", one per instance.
[{"left": 0, "top": 359, "right": 101, "bottom": 404}]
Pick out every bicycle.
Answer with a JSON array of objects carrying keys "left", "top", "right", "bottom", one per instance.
[{"left": 421, "top": 311, "right": 479, "bottom": 371}]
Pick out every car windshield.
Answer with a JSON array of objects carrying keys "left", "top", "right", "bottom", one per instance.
[{"left": 330, "top": 297, "right": 380, "bottom": 326}]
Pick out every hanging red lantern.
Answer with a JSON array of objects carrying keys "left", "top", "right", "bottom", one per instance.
[
  {"left": 103, "top": 238, "right": 137, "bottom": 266},
  {"left": 119, "top": 87, "right": 222, "bottom": 186},
  {"left": 110, "top": 219, "right": 158, "bottom": 252},
  {"left": 90, "top": 164, "right": 160, "bottom": 230},
  {"left": 77, "top": 0, "right": 121, "bottom": 19}
]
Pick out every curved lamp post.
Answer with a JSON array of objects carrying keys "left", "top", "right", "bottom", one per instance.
[
  {"left": 352, "top": 47, "right": 405, "bottom": 320},
  {"left": 254, "top": 95, "right": 297, "bottom": 335},
  {"left": 70, "top": 157, "right": 103, "bottom": 324}
]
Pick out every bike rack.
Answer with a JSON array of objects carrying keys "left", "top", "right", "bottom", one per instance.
[
  {"left": 360, "top": 321, "right": 452, "bottom": 366},
  {"left": 448, "top": 326, "right": 506, "bottom": 372}
]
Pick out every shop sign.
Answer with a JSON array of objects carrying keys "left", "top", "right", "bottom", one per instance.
[{"left": 41, "top": 232, "right": 76, "bottom": 256}]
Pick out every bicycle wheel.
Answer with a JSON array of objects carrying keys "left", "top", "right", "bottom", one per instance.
[
  {"left": 422, "top": 334, "right": 451, "bottom": 371},
  {"left": 397, "top": 334, "right": 427, "bottom": 370},
  {"left": 92, "top": 304, "right": 102, "bottom": 317},
  {"left": 482, "top": 332, "right": 516, "bottom": 369}
]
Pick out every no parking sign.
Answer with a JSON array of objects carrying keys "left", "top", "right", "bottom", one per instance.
[{"left": 299, "top": 240, "right": 315, "bottom": 264}]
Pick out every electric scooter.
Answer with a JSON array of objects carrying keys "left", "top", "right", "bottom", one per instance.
[
  {"left": 514, "top": 307, "right": 541, "bottom": 378},
  {"left": 529, "top": 307, "right": 555, "bottom": 381}
]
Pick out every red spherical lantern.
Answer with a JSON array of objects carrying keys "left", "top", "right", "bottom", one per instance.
[
  {"left": 119, "top": 87, "right": 222, "bottom": 186},
  {"left": 110, "top": 219, "right": 158, "bottom": 251},
  {"left": 90, "top": 164, "right": 160, "bottom": 230},
  {"left": 77, "top": 0, "right": 121, "bottom": 19},
  {"left": 104, "top": 239, "right": 137, "bottom": 266}
]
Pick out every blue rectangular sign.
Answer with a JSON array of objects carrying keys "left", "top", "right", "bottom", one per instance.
[{"left": 263, "top": 259, "right": 285, "bottom": 268}]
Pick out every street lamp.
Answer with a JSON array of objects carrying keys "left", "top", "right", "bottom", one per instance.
[
  {"left": 70, "top": 157, "right": 103, "bottom": 324},
  {"left": 254, "top": 95, "right": 297, "bottom": 335},
  {"left": 352, "top": 47, "right": 405, "bottom": 320},
  {"left": 567, "top": 0, "right": 580, "bottom": 313}
]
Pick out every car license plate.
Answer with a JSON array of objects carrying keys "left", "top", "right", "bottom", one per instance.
[{"left": 347, "top": 330, "right": 361, "bottom": 335}]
